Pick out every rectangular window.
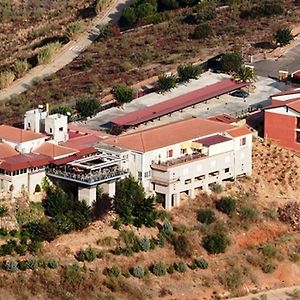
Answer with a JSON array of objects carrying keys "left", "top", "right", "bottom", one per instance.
[
  {"left": 138, "top": 172, "right": 142, "bottom": 180},
  {"left": 185, "top": 179, "right": 191, "bottom": 185},
  {"left": 144, "top": 171, "right": 151, "bottom": 178},
  {"left": 240, "top": 137, "right": 246, "bottom": 146},
  {"left": 167, "top": 149, "right": 173, "bottom": 158},
  {"left": 50, "top": 128, "right": 53, "bottom": 133},
  {"left": 297, "top": 131, "right": 300, "bottom": 143},
  {"left": 59, "top": 127, "right": 63, "bottom": 132},
  {"left": 195, "top": 175, "right": 205, "bottom": 181},
  {"left": 181, "top": 148, "right": 187, "bottom": 155},
  {"left": 224, "top": 168, "right": 230, "bottom": 173},
  {"left": 28, "top": 122, "right": 30, "bottom": 128}
]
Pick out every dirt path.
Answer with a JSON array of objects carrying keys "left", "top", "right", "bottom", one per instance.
[{"left": 0, "top": 0, "right": 133, "bottom": 101}]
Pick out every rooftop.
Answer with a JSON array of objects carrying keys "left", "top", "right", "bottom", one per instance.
[
  {"left": 0, "top": 125, "right": 45, "bottom": 143},
  {"left": 195, "top": 135, "right": 232, "bottom": 147},
  {"left": 111, "top": 79, "right": 248, "bottom": 126},
  {"left": 226, "top": 126, "right": 252, "bottom": 138},
  {"left": 33, "top": 142, "right": 78, "bottom": 159},
  {"left": 68, "top": 124, "right": 111, "bottom": 139},
  {"left": 103, "top": 117, "right": 235, "bottom": 152},
  {"left": 0, "top": 143, "right": 18, "bottom": 159},
  {"left": 264, "top": 99, "right": 300, "bottom": 113},
  {"left": 208, "top": 114, "right": 238, "bottom": 124}
]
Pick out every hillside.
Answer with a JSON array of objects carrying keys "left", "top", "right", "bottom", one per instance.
[
  {"left": 1, "top": 0, "right": 299, "bottom": 125},
  {"left": 0, "top": 139, "right": 300, "bottom": 300}
]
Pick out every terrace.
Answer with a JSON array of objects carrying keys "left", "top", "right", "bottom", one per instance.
[{"left": 47, "top": 152, "right": 128, "bottom": 185}]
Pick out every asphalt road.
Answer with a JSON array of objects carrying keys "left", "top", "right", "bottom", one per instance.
[
  {"left": 253, "top": 43, "right": 300, "bottom": 78},
  {"left": 0, "top": 0, "right": 132, "bottom": 101}
]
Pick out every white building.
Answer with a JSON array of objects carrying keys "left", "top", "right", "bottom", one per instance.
[{"left": 103, "top": 117, "right": 252, "bottom": 209}]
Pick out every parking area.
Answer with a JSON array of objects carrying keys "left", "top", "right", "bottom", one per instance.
[{"left": 77, "top": 71, "right": 287, "bottom": 132}]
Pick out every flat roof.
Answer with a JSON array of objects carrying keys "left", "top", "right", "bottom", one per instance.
[
  {"left": 195, "top": 135, "right": 232, "bottom": 146},
  {"left": 112, "top": 79, "right": 247, "bottom": 126}
]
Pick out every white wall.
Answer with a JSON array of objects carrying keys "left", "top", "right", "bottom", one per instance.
[
  {"left": 4, "top": 137, "right": 46, "bottom": 153},
  {"left": 45, "top": 114, "right": 68, "bottom": 142}
]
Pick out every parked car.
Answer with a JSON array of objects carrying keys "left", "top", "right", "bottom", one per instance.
[{"left": 230, "top": 89, "right": 249, "bottom": 98}]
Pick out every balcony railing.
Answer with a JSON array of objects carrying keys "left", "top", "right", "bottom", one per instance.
[
  {"left": 151, "top": 153, "right": 206, "bottom": 170},
  {"left": 47, "top": 167, "right": 128, "bottom": 185}
]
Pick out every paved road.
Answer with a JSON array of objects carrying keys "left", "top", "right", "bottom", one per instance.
[
  {"left": 0, "top": 0, "right": 132, "bottom": 101},
  {"left": 78, "top": 72, "right": 286, "bottom": 132},
  {"left": 231, "top": 285, "right": 300, "bottom": 300},
  {"left": 253, "top": 42, "right": 300, "bottom": 78}
]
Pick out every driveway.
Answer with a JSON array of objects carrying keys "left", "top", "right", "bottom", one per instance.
[
  {"left": 0, "top": 0, "right": 133, "bottom": 101},
  {"left": 253, "top": 43, "right": 300, "bottom": 78}
]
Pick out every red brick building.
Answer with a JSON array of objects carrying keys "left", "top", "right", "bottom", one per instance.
[{"left": 264, "top": 88, "right": 300, "bottom": 152}]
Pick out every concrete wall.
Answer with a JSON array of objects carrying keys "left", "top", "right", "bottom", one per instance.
[
  {"left": 4, "top": 137, "right": 46, "bottom": 153},
  {"left": 28, "top": 171, "right": 45, "bottom": 194},
  {"left": 45, "top": 114, "right": 68, "bottom": 142}
]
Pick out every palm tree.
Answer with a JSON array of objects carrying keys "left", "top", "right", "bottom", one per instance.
[{"left": 234, "top": 67, "right": 257, "bottom": 83}]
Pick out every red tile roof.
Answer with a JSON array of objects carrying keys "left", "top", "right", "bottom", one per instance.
[
  {"left": 68, "top": 124, "right": 111, "bottom": 139},
  {"left": 0, "top": 143, "right": 18, "bottom": 159},
  {"left": 264, "top": 99, "right": 300, "bottom": 113},
  {"left": 195, "top": 135, "right": 232, "bottom": 146},
  {"left": 208, "top": 114, "right": 238, "bottom": 124},
  {"left": 33, "top": 142, "right": 78, "bottom": 159},
  {"left": 104, "top": 117, "right": 234, "bottom": 152},
  {"left": 287, "top": 100, "right": 300, "bottom": 113},
  {"left": 0, "top": 153, "right": 50, "bottom": 171},
  {"left": 112, "top": 79, "right": 248, "bottom": 126},
  {"left": 0, "top": 125, "right": 45, "bottom": 143},
  {"left": 226, "top": 126, "right": 252, "bottom": 137}
]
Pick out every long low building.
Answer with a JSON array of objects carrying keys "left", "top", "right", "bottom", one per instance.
[
  {"left": 111, "top": 79, "right": 247, "bottom": 127},
  {"left": 103, "top": 117, "right": 252, "bottom": 209}
]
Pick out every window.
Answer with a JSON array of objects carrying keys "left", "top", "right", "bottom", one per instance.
[
  {"left": 167, "top": 149, "right": 173, "bottom": 158},
  {"left": 195, "top": 175, "right": 205, "bottom": 181},
  {"left": 224, "top": 168, "right": 230, "bottom": 173},
  {"left": 27, "top": 122, "right": 30, "bottom": 128},
  {"left": 185, "top": 179, "right": 191, "bottom": 185},
  {"left": 240, "top": 137, "right": 246, "bottom": 146},
  {"left": 181, "top": 148, "right": 187, "bottom": 155},
  {"left": 144, "top": 171, "right": 151, "bottom": 178},
  {"left": 297, "top": 117, "right": 300, "bottom": 129},
  {"left": 59, "top": 127, "right": 63, "bottom": 132},
  {"left": 49, "top": 128, "right": 53, "bottom": 133},
  {"left": 297, "top": 131, "right": 300, "bottom": 143},
  {"left": 138, "top": 172, "right": 142, "bottom": 180}
]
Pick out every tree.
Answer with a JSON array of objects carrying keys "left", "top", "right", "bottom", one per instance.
[
  {"left": 157, "top": 74, "right": 177, "bottom": 93},
  {"left": 219, "top": 52, "right": 243, "bottom": 74},
  {"left": 192, "top": 23, "right": 213, "bottom": 40},
  {"left": 274, "top": 28, "right": 294, "bottom": 47},
  {"left": 112, "top": 84, "right": 134, "bottom": 104},
  {"left": 75, "top": 96, "right": 99, "bottom": 119},
  {"left": 119, "top": 7, "right": 137, "bottom": 27},
  {"left": 136, "top": 2, "right": 156, "bottom": 18},
  {"left": 177, "top": 64, "right": 203, "bottom": 83},
  {"left": 202, "top": 232, "right": 230, "bottom": 254},
  {"left": 234, "top": 66, "right": 256, "bottom": 83},
  {"left": 194, "top": 0, "right": 216, "bottom": 22},
  {"left": 51, "top": 106, "right": 72, "bottom": 122}
]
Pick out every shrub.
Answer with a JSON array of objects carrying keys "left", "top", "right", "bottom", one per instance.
[
  {"left": 172, "top": 234, "right": 192, "bottom": 258},
  {"left": 10, "top": 229, "right": 18, "bottom": 237},
  {"left": 261, "top": 260, "right": 277, "bottom": 273},
  {"left": 4, "top": 259, "right": 18, "bottom": 272},
  {"left": 197, "top": 209, "right": 216, "bottom": 225},
  {"left": 220, "top": 266, "right": 243, "bottom": 292},
  {"left": 112, "top": 84, "right": 134, "bottom": 104},
  {"left": 48, "top": 258, "right": 58, "bottom": 269},
  {"left": 0, "top": 70, "right": 15, "bottom": 89},
  {"left": 157, "top": 74, "right": 177, "bottom": 93},
  {"left": 162, "top": 218, "right": 173, "bottom": 235},
  {"left": 34, "top": 184, "right": 41, "bottom": 193},
  {"left": 18, "top": 260, "right": 28, "bottom": 271},
  {"left": 189, "top": 261, "right": 197, "bottom": 270},
  {"left": 27, "top": 240, "right": 43, "bottom": 255},
  {"left": 66, "top": 20, "right": 84, "bottom": 40},
  {"left": 289, "top": 252, "right": 300, "bottom": 263},
  {"left": 202, "top": 232, "right": 230, "bottom": 254},
  {"left": 152, "top": 261, "right": 166, "bottom": 276},
  {"left": 157, "top": 232, "right": 166, "bottom": 248},
  {"left": 0, "top": 228, "right": 8, "bottom": 237},
  {"left": 219, "top": 52, "right": 243, "bottom": 74},
  {"left": 112, "top": 218, "right": 123, "bottom": 230},
  {"left": 106, "top": 265, "right": 121, "bottom": 277},
  {"left": 13, "top": 59, "right": 30, "bottom": 78},
  {"left": 132, "top": 265, "right": 145, "bottom": 278},
  {"left": 239, "top": 205, "right": 259, "bottom": 223},
  {"left": 15, "top": 243, "right": 27, "bottom": 256},
  {"left": 37, "top": 42, "right": 61, "bottom": 64},
  {"left": 139, "top": 236, "right": 151, "bottom": 252},
  {"left": 260, "top": 244, "right": 277, "bottom": 259},
  {"left": 211, "top": 183, "right": 223, "bottom": 193},
  {"left": 274, "top": 28, "right": 294, "bottom": 47},
  {"left": 175, "top": 261, "right": 187, "bottom": 273},
  {"left": 192, "top": 23, "right": 213, "bottom": 40},
  {"left": 26, "top": 257, "right": 39, "bottom": 270},
  {"left": 195, "top": 1, "right": 216, "bottom": 22},
  {"left": 196, "top": 257, "right": 208, "bottom": 269},
  {"left": 167, "top": 264, "right": 175, "bottom": 274},
  {"left": 76, "top": 246, "right": 98, "bottom": 262},
  {"left": 216, "top": 197, "right": 236, "bottom": 215}
]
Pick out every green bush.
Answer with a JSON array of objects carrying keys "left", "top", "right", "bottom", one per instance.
[
  {"left": 26, "top": 257, "right": 39, "bottom": 270},
  {"left": 188, "top": 261, "right": 197, "bottom": 270},
  {"left": 106, "top": 265, "right": 121, "bottom": 277},
  {"left": 13, "top": 59, "right": 30, "bottom": 78},
  {"left": 4, "top": 259, "right": 18, "bottom": 272},
  {"left": 167, "top": 264, "right": 175, "bottom": 274},
  {"left": 192, "top": 23, "right": 213, "bottom": 40},
  {"left": 152, "top": 261, "right": 166, "bottom": 276},
  {"left": 47, "top": 258, "right": 58, "bottom": 269},
  {"left": 177, "top": 64, "right": 202, "bottom": 83},
  {"left": 112, "top": 218, "right": 123, "bottom": 230},
  {"left": 0, "top": 227, "right": 8, "bottom": 237},
  {"left": 76, "top": 96, "right": 100, "bottom": 119},
  {"left": 9, "top": 229, "right": 18, "bottom": 237},
  {"left": 196, "top": 257, "right": 208, "bottom": 269},
  {"left": 172, "top": 234, "right": 192, "bottom": 258},
  {"left": 157, "top": 74, "right": 177, "bottom": 93},
  {"left": 202, "top": 232, "right": 230, "bottom": 254},
  {"left": 37, "top": 42, "right": 61, "bottom": 64},
  {"left": 112, "top": 84, "right": 134, "bottom": 104},
  {"left": 197, "top": 209, "right": 216, "bottom": 225},
  {"left": 219, "top": 52, "right": 243, "bottom": 74},
  {"left": 274, "top": 28, "right": 294, "bottom": 46},
  {"left": 162, "top": 218, "right": 173, "bottom": 235},
  {"left": 216, "top": 197, "right": 236, "bottom": 215},
  {"left": 240, "top": 205, "right": 259, "bottom": 223},
  {"left": 27, "top": 240, "right": 43, "bottom": 255},
  {"left": 132, "top": 265, "right": 145, "bottom": 278},
  {"left": 122, "top": 270, "right": 131, "bottom": 278},
  {"left": 174, "top": 261, "right": 187, "bottom": 273},
  {"left": 66, "top": 20, "right": 84, "bottom": 40},
  {"left": 15, "top": 243, "right": 27, "bottom": 256},
  {"left": 18, "top": 260, "right": 28, "bottom": 271},
  {"left": 261, "top": 260, "right": 277, "bottom": 273},
  {"left": 260, "top": 244, "right": 277, "bottom": 259},
  {"left": 139, "top": 236, "right": 151, "bottom": 252},
  {"left": 76, "top": 246, "right": 98, "bottom": 262}
]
